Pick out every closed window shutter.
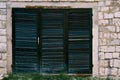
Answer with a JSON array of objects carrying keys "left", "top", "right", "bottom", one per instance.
[
  {"left": 68, "top": 10, "right": 92, "bottom": 73},
  {"left": 41, "top": 11, "right": 66, "bottom": 73},
  {"left": 13, "top": 9, "right": 92, "bottom": 74},
  {"left": 13, "top": 9, "right": 39, "bottom": 73}
]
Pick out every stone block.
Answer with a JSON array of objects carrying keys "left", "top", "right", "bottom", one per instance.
[
  {"left": 99, "top": 52, "right": 105, "bottom": 59},
  {"left": 118, "top": 33, "right": 120, "bottom": 39},
  {"left": 105, "top": 26, "right": 115, "bottom": 32},
  {"left": 0, "top": 43, "right": 6, "bottom": 53},
  {"left": 0, "top": 36, "right": 6, "bottom": 43},
  {"left": 99, "top": 32, "right": 104, "bottom": 38},
  {"left": 105, "top": 0, "right": 112, "bottom": 6},
  {"left": 99, "top": 68, "right": 105, "bottom": 76},
  {"left": 98, "top": 12, "right": 103, "bottom": 19},
  {"left": 0, "top": 60, "right": 6, "bottom": 68},
  {"left": 0, "top": 15, "right": 6, "bottom": 21},
  {"left": 113, "top": 59, "right": 120, "bottom": 68},
  {"left": 99, "top": 39, "right": 107, "bottom": 45},
  {"left": 111, "top": 68, "right": 118, "bottom": 76},
  {"left": 110, "top": 33, "right": 117, "bottom": 39},
  {"left": 99, "top": 20, "right": 109, "bottom": 26},
  {"left": 113, "top": 19, "right": 120, "bottom": 28},
  {"left": 104, "top": 33, "right": 110, "bottom": 39},
  {"left": 0, "top": 9, "right": 6, "bottom": 15},
  {"left": 100, "top": 46, "right": 115, "bottom": 52},
  {"left": 116, "top": 46, "right": 120, "bottom": 52},
  {"left": 0, "top": 68, "right": 6, "bottom": 74},
  {"left": 0, "top": 29, "right": 6, "bottom": 36},
  {"left": 113, "top": 52, "right": 120, "bottom": 59},
  {"left": 114, "top": 12, "right": 120, "bottom": 18},
  {"left": 98, "top": 1, "right": 104, "bottom": 6},
  {"left": 0, "top": 3, "right": 6, "bottom": 8},
  {"left": 110, "top": 39, "right": 119, "bottom": 46},
  {"left": 101, "top": 7, "right": 109, "bottom": 12},
  {"left": 2, "top": 21, "right": 6, "bottom": 29},
  {"left": 105, "top": 68, "right": 109, "bottom": 76},
  {"left": 2, "top": 53, "right": 7, "bottom": 60},
  {"left": 99, "top": 60, "right": 109, "bottom": 67},
  {"left": 105, "top": 53, "right": 112, "bottom": 59},
  {"left": 104, "top": 13, "right": 113, "bottom": 19}
]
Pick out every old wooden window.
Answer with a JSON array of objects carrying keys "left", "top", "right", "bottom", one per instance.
[{"left": 12, "top": 8, "right": 92, "bottom": 74}]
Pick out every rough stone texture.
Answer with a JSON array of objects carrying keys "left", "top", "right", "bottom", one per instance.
[
  {"left": 0, "top": 43, "right": 7, "bottom": 53},
  {"left": 114, "top": 12, "right": 120, "bottom": 18},
  {"left": 0, "top": 3, "right": 6, "bottom": 9},
  {"left": 98, "top": 0, "right": 120, "bottom": 78}
]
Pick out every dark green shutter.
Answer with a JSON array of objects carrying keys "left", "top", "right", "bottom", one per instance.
[
  {"left": 68, "top": 10, "right": 92, "bottom": 73},
  {"left": 41, "top": 11, "right": 66, "bottom": 73},
  {"left": 12, "top": 8, "right": 92, "bottom": 74},
  {"left": 12, "top": 9, "right": 39, "bottom": 73}
]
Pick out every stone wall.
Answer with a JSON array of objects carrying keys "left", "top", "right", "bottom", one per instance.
[
  {"left": 98, "top": 0, "right": 120, "bottom": 79},
  {"left": 0, "top": 0, "right": 120, "bottom": 79},
  {"left": 0, "top": 2, "right": 7, "bottom": 80}
]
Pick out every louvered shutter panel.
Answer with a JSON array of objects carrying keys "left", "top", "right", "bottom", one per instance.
[
  {"left": 41, "top": 11, "right": 66, "bottom": 73},
  {"left": 13, "top": 9, "right": 39, "bottom": 73},
  {"left": 68, "top": 10, "right": 92, "bottom": 73}
]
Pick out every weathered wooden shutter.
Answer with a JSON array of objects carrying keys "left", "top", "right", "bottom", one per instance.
[
  {"left": 12, "top": 9, "right": 39, "bottom": 73},
  {"left": 40, "top": 10, "right": 66, "bottom": 73},
  {"left": 68, "top": 9, "right": 92, "bottom": 73},
  {"left": 12, "top": 8, "right": 92, "bottom": 74}
]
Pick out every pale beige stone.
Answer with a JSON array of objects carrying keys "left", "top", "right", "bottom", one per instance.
[
  {"left": 104, "top": 13, "right": 113, "bottom": 19},
  {"left": 2, "top": 21, "right": 6, "bottom": 29},
  {"left": 98, "top": 12, "right": 103, "bottom": 19},
  {"left": 113, "top": 53, "right": 120, "bottom": 59},
  {"left": 110, "top": 33, "right": 117, "bottom": 39},
  {"left": 99, "top": 52, "right": 105, "bottom": 59},
  {"left": 0, "top": 68, "right": 6, "bottom": 74},
  {"left": 2, "top": 53, "right": 7, "bottom": 60},
  {"left": 99, "top": 39, "right": 107, "bottom": 45},
  {"left": 104, "top": 33, "right": 110, "bottom": 39},
  {"left": 101, "top": 7, "right": 109, "bottom": 12},
  {"left": 0, "top": 15, "right": 6, "bottom": 21},
  {"left": 99, "top": 68, "right": 105, "bottom": 76},
  {"left": 0, "top": 3, "right": 6, "bottom": 8},
  {"left": 98, "top": 1, "right": 104, "bottom": 6},
  {"left": 0, "top": 36, "right": 6, "bottom": 43},
  {"left": 99, "top": 60, "right": 109, "bottom": 67},
  {"left": 105, "top": 0, "right": 112, "bottom": 6},
  {"left": 111, "top": 68, "right": 118, "bottom": 76},
  {"left": 114, "top": 12, "right": 120, "bottom": 18},
  {"left": 105, "top": 53, "right": 112, "bottom": 59},
  {"left": 0, "top": 60, "right": 6, "bottom": 67},
  {"left": 116, "top": 46, "right": 120, "bottom": 52},
  {"left": 105, "top": 68, "right": 109, "bottom": 76},
  {"left": 99, "top": 20, "right": 109, "bottom": 26},
  {"left": 0, "top": 29, "right": 6, "bottom": 36},
  {"left": 0, "top": 43, "right": 6, "bottom": 53},
  {"left": 110, "top": 39, "right": 119, "bottom": 46},
  {"left": 113, "top": 59, "right": 120, "bottom": 68},
  {"left": 100, "top": 46, "right": 115, "bottom": 52},
  {"left": 105, "top": 26, "right": 115, "bottom": 32}
]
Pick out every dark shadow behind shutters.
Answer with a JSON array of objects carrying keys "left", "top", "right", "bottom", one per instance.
[
  {"left": 68, "top": 9, "right": 92, "bottom": 73},
  {"left": 12, "top": 9, "right": 39, "bottom": 73},
  {"left": 41, "top": 11, "right": 66, "bottom": 73}
]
